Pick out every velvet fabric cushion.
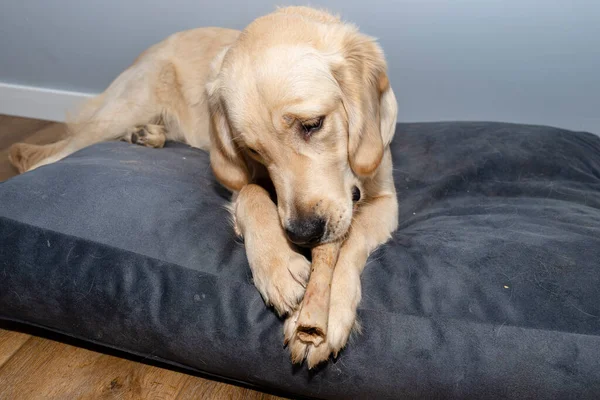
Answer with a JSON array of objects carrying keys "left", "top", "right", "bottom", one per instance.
[{"left": 1, "top": 122, "right": 599, "bottom": 399}]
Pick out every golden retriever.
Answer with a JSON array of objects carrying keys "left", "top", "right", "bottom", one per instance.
[{"left": 9, "top": 6, "right": 399, "bottom": 368}]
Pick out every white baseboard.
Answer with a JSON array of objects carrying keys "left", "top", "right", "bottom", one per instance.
[{"left": 0, "top": 82, "right": 96, "bottom": 123}]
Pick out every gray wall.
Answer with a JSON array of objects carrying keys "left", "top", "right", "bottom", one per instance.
[{"left": 1, "top": 0, "right": 598, "bottom": 133}]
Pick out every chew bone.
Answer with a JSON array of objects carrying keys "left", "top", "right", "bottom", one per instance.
[{"left": 295, "top": 241, "right": 341, "bottom": 346}]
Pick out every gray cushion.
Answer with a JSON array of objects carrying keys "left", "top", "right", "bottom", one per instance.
[{"left": 1, "top": 122, "right": 600, "bottom": 399}]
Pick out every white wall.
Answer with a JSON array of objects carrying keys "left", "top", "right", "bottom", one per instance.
[{"left": 0, "top": 0, "right": 598, "bottom": 133}]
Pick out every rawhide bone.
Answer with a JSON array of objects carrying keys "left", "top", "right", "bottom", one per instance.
[{"left": 294, "top": 241, "right": 341, "bottom": 346}]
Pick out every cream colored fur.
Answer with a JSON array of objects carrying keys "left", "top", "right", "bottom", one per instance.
[{"left": 8, "top": 6, "right": 399, "bottom": 369}]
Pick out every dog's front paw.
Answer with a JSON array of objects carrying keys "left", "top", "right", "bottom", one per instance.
[
  {"left": 283, "top": 309, "right": 308, "bottom": 362},
  {"left": 285, "top": 304, "right": 358, "bottom": 369},
  {"left": 284, "top": 270, "right": 361, "bottom": 368},
  {"left": 249, "top": 244, "right": 311, "bottom": 316}
]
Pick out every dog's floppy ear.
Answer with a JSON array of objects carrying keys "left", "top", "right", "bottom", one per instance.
[
  {"left": 330, "top": 31, "right": 398, "bottom": 177},
  {"left": 206, "top": 48, "right": 249, "bottom": 192}
]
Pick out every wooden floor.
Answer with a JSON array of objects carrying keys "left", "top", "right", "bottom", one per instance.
[{"left": 0, "top": 115, "right": 286, "bottom": 400}]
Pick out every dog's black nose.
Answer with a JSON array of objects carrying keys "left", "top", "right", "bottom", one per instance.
[{"left": 285, "top": 217, "right": 326, "bottom": 246}]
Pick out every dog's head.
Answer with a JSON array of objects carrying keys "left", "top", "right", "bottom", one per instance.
[{"left": 207, "top": 7, "right": 397, "bottom": 246}]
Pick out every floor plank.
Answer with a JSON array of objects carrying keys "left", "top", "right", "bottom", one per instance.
[
  {"left": 0, "top": 336, "right": 192, "bottom": 399},
  {"left": 0, "top": 329, "right": 286, "bottom": 400},
  {"left": 0, "top": 119, "right": 65, "bottom": 181},
  {"left": 176, "top": 377, "right": 283, "bottom": 400},
  {"left": 0, "top": 114, "right": 287, "bottom": 400},
  {"left": 0, "top": 329, "right": 31, "bottom": 367},
  {"left": 0, "top": 336, "right": 102, "bottom": 399},
  {"left": 0, "top": 115, "right": 52, "bottom": 151}
]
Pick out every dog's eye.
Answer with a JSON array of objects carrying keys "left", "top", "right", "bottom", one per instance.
[
  {"left": 352, "top": 186, "right": 361, "bottom": 202},
  {"left": 301, "top": 116, "right": 324, "bottom": 136},
  {"left": 246, "top": 147, "right": 261, "bottom": 158}
]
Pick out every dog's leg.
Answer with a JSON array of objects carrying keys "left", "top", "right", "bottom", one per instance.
[
  {"left": 233, "top": 184, "right": 311, "bottom": 317},
  {"left": 8, "top": 139, "right": 71, "bottom": 175},
  {"left": 285, "top": 159, "right": 399, "bottom": 367},
  {"left": 8, "top": 61, "right": 176, "bottom": 173}
]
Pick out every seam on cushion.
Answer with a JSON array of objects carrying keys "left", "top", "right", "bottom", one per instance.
[
  {"left": 0, "top": 160, "right": 220, "bottom": 192},
  {"left": 0, "top": 215, "right": 421, "bottom": 318},
  {"left": 0, "top": 215, "right": 246, "bottom": 286},
  {"left": 398, "top": 211, "right": 600, "bottom": 233},
  {"left": 396, "top": 121, "right": 600, "bottom": 143},
  {"left": 355, "top": 306, "right": 600, "bottom": 338},
  {"left": 0, "top": 316, "right": 316, "bottom": 400},
  {"left": 4, "top": 215, "right": 598, "bottom": 337},
  {"left": 3, "top": 308, "right": 600, "bottom": 374},
  {"left": 48, "top": 158, "right": 220, "bottom": 188},
  {"left": 3, "top": 310, "right": 600, "bottom": 398}
]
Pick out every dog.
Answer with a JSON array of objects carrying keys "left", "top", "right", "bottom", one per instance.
[{"left": 9, "top": 6, "right": 399, "bottom": 368}]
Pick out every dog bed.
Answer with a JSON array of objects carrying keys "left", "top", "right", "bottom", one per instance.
[{"left": 1, "top": 122, "right": 600, "bottom": 399}]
